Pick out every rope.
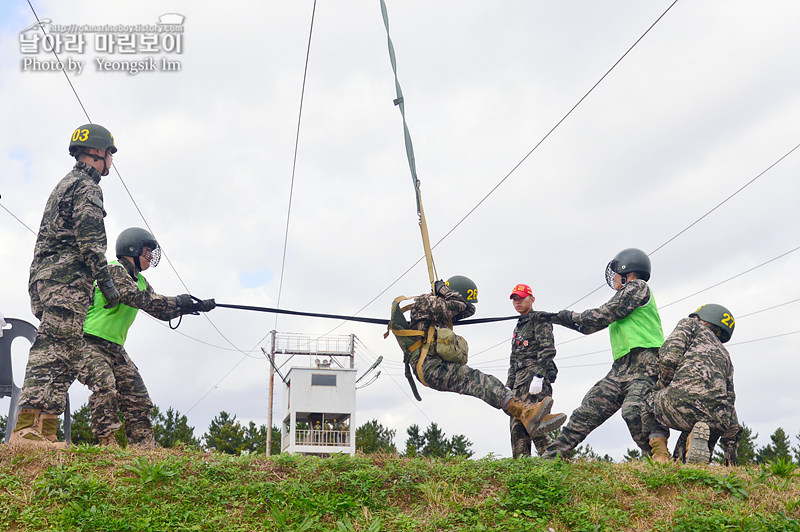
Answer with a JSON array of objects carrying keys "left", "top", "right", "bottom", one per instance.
[{"left": 216, "top": 302, "right": 518, "bottom": 326}]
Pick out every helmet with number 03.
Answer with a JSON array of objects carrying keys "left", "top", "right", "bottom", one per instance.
[
  {"left": 116, "top": 227, "right": 161, "bottom": 268},
  {"left": 68, "top": 123, "right": 117, "bottom": 156},
  {"left": 689, "top": 303, "right": 735, "bottom": 343},
  {"left": 605, "top": 248, "right": 651, "bottom": 287},
  {"left": 446, "top": 275, "right": 478, "bottom": 303}
]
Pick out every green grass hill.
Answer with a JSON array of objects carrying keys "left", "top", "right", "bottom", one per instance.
[{"left": 1, "top": 445, "right": 798, "bottom": 531}]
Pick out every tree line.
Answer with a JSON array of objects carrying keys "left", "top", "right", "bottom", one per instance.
[{"left": 3, "top": 406, "right": 798, "bottom": 464}]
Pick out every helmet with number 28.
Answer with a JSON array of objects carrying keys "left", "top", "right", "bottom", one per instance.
[{"left": 446, "top": 275, "right": 478, "bottom": 304}]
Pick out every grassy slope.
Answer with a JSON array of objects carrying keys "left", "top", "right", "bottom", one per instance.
[{"left": 0, "top": 445, "right": 798, "bottom": 532}]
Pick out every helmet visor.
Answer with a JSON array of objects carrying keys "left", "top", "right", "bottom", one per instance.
[
  {"left": 605, "top": 260, "right": 617, "bottom": 288},
  {"left": 143, "top": 244, "right": 161, "bottom": 267}
]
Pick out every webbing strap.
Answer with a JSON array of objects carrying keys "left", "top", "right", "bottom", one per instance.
[
  {"left": 415, "top": 325, "right": 435, "bottom": 387},
  {"left": 379, "top": 0, "right": 437, "bottom": 290}
]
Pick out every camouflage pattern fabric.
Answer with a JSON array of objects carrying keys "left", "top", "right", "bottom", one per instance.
[
  {"left": 544, "top": 279, "right": 662, "bottom": 459},
  {"left": 78, "top": 260, "right": 183, "bottom": 446},
  {"left": 78, "top": 335, "right": 154, "bottom": 447},
  {"left": 105, "top": 260, "right": 183, "bottom": 321},
  {"left": 553, "top": 279, "right": 659, "bottom": 356},
  {"left": 507, "top": 312, "right": 557, "bottom": 457},
  {"left": 28, "top": 162, "right": 112, "bottom": 292},
  {"left": 642, "top": 317, "right": 737, "bottom": 438},
  {"left": 20, "top": 162, "right": 112, "bottom": 416},
  {"left": 542, "top": 350, "right": 658, "bottom": 458},
  {"left": 408, "top": 287, "right": 513, "bottom": 410},
  {"left": 19, "top": 281, "right": 92, "bottom": 414}
]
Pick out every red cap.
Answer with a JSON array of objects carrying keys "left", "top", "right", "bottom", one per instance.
[{"left": 510, "top": 284, "right": 533, "bottom": 299}]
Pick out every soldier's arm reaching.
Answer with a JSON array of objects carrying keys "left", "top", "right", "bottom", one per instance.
[
  {"left": 109, "top": 263, "right": 182, "bottom": 320},
  {"left": 552, "top": 279, "right": 651, "bottom": 335}
]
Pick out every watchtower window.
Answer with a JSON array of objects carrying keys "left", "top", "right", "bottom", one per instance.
[{"left": 311, "top": 374, "right": 337, "bottom": 386}]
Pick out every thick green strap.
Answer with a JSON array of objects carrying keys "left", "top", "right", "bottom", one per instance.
[
  {"left": 379, "top": 0, "right": 419, "bottom": 210},
  {"left": 379, "top": 0, "right": 437, "bottom": 287}
]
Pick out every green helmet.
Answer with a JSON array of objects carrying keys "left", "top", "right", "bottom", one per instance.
[
  {"left": 116, "top": 227, "right": 160, "bottom": 267},
  {"left": 446, "top": 275, "right": 478, "bottom": 303},
  {"left": 68, "top": 123, "right": 117, "bottom": 156},
  {"left": 605, "top": 248, "right": 651, "bottom": 287},
  {"left": 689, "top": 303, "right": 735, "bottom": 343}
]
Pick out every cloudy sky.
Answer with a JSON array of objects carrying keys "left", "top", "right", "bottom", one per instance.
[{"left": 1, "top": 1, "right": 798, "bottom": 460}]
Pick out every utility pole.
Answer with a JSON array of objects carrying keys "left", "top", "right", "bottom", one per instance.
[{"left": 266, "top": 330, "right": 276, "bottom": 455}]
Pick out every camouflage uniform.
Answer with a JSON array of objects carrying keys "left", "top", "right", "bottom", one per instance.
[
  {"left": 507, "top": 311, "right": 557, "bottom": 457},
  {"left": 543, "top": 279, "right": 662, "bottom": 458},
  {"left": 643, "top": 317, "right": 737, "bottom": 440},
  {"left": 78, "top": 260, "right": 183, "bottom": 447},
  {"left": 408, "top": 286, "right": 513, "bottom": 409},
  {"left": 21, "top": 161, "right": 113, "bottom": 415}
]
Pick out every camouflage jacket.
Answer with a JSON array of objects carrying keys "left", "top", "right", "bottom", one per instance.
[
  {"left": 111, "top": 260, "right": 183, "bottom": 321},
  {"left": 508, "top": 311, "right": 557, "bottom": 383},
  {"left": 409, "top": 286, "right": 475, "bottom": 332},
  {"left": 555, "top": 279, "right": 652, "bottom": 335},
  {"left": 657, "top": 317, "right": 736, "bottom": 414},
  {"left": 29, "top": 162, "right": 112, "bottom": 287}
]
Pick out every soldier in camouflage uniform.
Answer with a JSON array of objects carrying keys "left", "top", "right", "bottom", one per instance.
[
  {"left": 642, "top": 304, "right": 739, "bottom": 464},
  {"left": 10, "top": 124, "right": 121, "bottom": 449},
  {"left": 541, "top": 248, "right": 665, "bottom": 459},
  {"left": 78, "top": 228, "right": 216, "bottom": 448},
  {"left": 406, "top": 276, "right": 566, "bottom": 440},
  {"left": 507, "top": 283, "right": 557, "bottom": 457}
]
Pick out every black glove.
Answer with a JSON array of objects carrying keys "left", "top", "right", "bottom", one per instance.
[
  {"left": 434, "top": 279, "right": 447, "bottom": 296},
  {"left": 97, "top": 278, "right": 120, "bottom": 309},
  {"left": 555, "top": 309, "right": 574, "bottom": 326},
  {"left": 536, "top": 311, "right": 558, "bottom": 322},
  {"left": 192, "top": 298, "right": 216, "bottom": 313},
  {"left": 176, "top": 294, "right": 195, "bottom": 313}
]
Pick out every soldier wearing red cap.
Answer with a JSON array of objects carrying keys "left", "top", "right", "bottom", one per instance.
[{"left": 507, "top": 284, "right": 558, "bottom": 457}]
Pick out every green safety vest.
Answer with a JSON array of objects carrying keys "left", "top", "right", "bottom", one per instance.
[
  {"left": 608, "top": 291, "right": 664, "bottom": 360},
  {"left": 83, "top": 261, "right": 146, "bottom": 346}
]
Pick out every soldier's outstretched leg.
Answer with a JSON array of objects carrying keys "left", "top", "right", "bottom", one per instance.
[
  {"left": 542, "top": 376, "right": 625, "bottom": 459},
  {"left": 685, "top": 422, "right": 711, "bottom": 464}
]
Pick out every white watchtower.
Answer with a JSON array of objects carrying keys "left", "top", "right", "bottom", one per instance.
[
  {"left": 281, "top": 362, "right": 357, "bottom": 456},
  {"left": 264, "top": 332, "right": 358, "bottom": 457}
]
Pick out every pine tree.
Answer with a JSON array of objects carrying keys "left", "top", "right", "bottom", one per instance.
[
  {"left": 446, "top": 434, "right": 474, "bottom": 458},
  {"left": 421, "top": 422, "right": 448, "bottom": 458},
  {"left": 757, "top": 427, "right": 792, "bottom": 463},
  {"left": 403, "top": 424, "right": 425, "bottom": 457},
  {"left": 355, "top": 419, "right": 397, "bottom": 454},
  {"left": 203, "top": 411, "right": 246, "bottom": 454},
  {"left": 151, "top": 406, "right": 199, "bottom": 448}
]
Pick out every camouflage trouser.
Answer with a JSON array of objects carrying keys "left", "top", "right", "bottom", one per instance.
[
  {"left": 19, "top": 280, "right": 92, "bottom": 414},
  {"left": 508, "top": 365, "right": 553, "bottom": 458},
  {"left": 642, "top": 387, "right": 733, "bottom": 439},
  {"left": 77, "top": 335, "right": 155, "bottom": 447},
  {"left": 544, "top": 349, "right": 658, "bottom": 458},
  {"left": 410, "top": 352, "right": 512, "bottom": 410}
]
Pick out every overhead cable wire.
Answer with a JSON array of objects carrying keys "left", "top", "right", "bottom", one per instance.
[
  {"left": 426, "top": 0, "right": 680, "bottom": 256},
  {"left": 471, "top": 291, "right": 800, "bottom": 367},
  {"left": 659, "top": 245, "right": 800, "bottom": 310},
  {"left": 313, "top": 0, "right": 679, "bottom": 335},
  {"left": 553, "top": 141, "right": 800, "bottom": 312},
  {"left": 468, "top": 328, "right": 800, "bottom": 373},
  {"left": 0, "top": 201, "right": 37, "bottom": 236},
  {"left": 472, "top": 143, "right": 800, "bottom": 356},
  {"left": 273, "top": 0, "right": 318, "bottom": 330}
]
